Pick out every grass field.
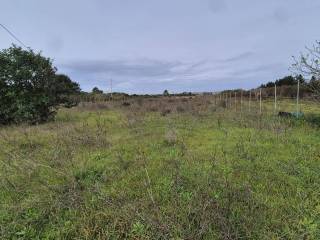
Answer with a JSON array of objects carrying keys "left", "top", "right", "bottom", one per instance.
[{"left": 1, "top": 97, "right": 320, "bottom": 239}]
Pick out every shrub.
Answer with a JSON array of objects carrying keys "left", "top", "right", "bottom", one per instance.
[
  {"left": 161, "top": 109, "right": 171, "bottom": 116},
  {"left": 0, "top": 45, "right": 80, "bottom": 124},
  {"left": 122, "top": 102, "right": 131, "bottom": 107},
  {"left": 176, "top": 105, "right": 186, "bottom": 113}
]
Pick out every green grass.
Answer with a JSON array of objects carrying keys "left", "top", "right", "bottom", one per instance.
[{"left": 1, "top": 99, "right": 320, "bottom": 239}]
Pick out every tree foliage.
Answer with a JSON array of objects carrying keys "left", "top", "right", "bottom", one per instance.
[
  {"left": 292, "top": 40, "right": 320, "bottom": 78},
  {"left": 260, "top": 75, "right": 304, "bottom": 88},
  {"left": 54, "top": 74, "right": 81, "bottom": 107},
  {"left": 92, "top": 87, "right": 103, "bottom": 94},
  {"left": 0, "top": 45, "right": 80, "bottom": 124},
  {"left": 163, "top": 89, "right": 169, "bottom": 96},
  {"left": 292, "top": 40, "right": 320, "bottom": 99}
]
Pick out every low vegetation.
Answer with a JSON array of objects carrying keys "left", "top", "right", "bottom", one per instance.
[{"left": 1, "top": 96, "right": 320, "bottom": 239}]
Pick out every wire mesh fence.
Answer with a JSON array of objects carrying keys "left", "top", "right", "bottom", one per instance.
[{"left": 211, "top": 94, "right": 320, "bottom": 115}]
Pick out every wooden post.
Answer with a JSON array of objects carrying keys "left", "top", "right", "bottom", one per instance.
[
  {"left": 249, "top": 90, "right": 251, "bottom": 112},
  {"left": 259, "top": 88, "right": 262, "bottom": 115},
  {"left": 297, "top": 78, "right": 300, "bottom": 114},
  {"left": 226, "top": 92, "right": 228, "bottom": 108},
  {"left": 240, "top": 90, "right": 243, "bottom": 112},
  {"left": 226, "top": 93, "right": 228, "bottom": 108},
  {"left": 234, "top": 92, "right": 237, "bottom": 111},
  {"left": 274, "top": 83, "right": 277, "bottom": 114},
  {"left": 110, "top": 78, "right": 113, "bottom": 101}
]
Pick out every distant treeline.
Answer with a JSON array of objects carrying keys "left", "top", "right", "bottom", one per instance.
[
  {"left": 259, "top": 75, "right": 304, "bottom": 88},
  {"left": 75, "top": 88, "right": 196, "bottom": 102},
  {"left": 219, "top": 75, "right": 319, "bottom": 99},
  {"left": 258, "top": 75, "right": 319, "bottom": 99},
  {"left": 77, "top": 75, "right": 319, "bottom": 102}
]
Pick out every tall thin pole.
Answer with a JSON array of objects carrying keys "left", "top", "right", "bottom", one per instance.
[
  {"left": 249, "top": 90, "right": 251, "bottom": 112},
  {"left": 274, "top": 83, "right": 277, "bottom": 114},
  {"left": 226, "top": 92, "right": 228, "bottom": 108},
  {"left": 225, "top": 93, "right": 228, "bottom": 108},
  {"left": 240, "top": 90, "right": 243, "bottom": 112},
  {"left": 234, "top": 92, "right": 237, "bottom": 111},
  {"left": 259, "top": 88, "right": 262, "bottom": 115},
  {"left": 226, "top": 93, "right": 228, "bottom": 109},
  {"left": 296, "top": 78, "right": 300, "bottom": 114},
  {"left": 110, "top": 78, "right": 113, "bottom": 100}
]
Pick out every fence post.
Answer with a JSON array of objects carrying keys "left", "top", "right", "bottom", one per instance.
[
  {"left": 234, "top": 91, "right": 237, "bottom": 111},
  {"left": 240, "top": 90, "right": 243, "bottom": 113},
  {"left": 225, "top": 93, "right": 227, "bottom": 109},
  {"left": 259, "top": 88, "right": 262, "bottom": 115},
  {"left": 296, "top": 78, "right": 300, "bottom": 114},
  {"left": 249, "top": 90, "right": 251, "bottom": 112},
  {"left": 274, "top": 83, "right": 277, "bottom": 114}
]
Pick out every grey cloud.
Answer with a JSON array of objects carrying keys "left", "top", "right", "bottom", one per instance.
[
  {"left": 60, "top": 52, "right": 273, "bottom": 89},
  {"left": 207, "top": 0, "right": 227, "bottom": 13},
  {"left": 46, "top": 36, "right": 64, "bottom": 53},
  {"left": 63, "top": 59, "right": 181, "bottom": 78},
  {"left": 62, "top": 58, "right": 210, "bottom": 81},
  {"left": 223, "top": 52, "right": 254, "bottom": 63},
  {"left": 230, "top": 63, "right": 286, "bottom": 78},
  {"left": 60, "top": 58, "right": 219, "bottom": 93},
  {"left": 60, "top": 54, "right": 283, "bottom": 93},
  {"left": 273, "top": 7, "right": 289, "bottom": 23},
  {"left": 2, "top": 0, "right": 318, "bottom": 93}
]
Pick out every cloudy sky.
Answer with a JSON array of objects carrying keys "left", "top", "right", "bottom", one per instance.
[{"left": 1, "top": 0, "right": 319, "bottom": 93}]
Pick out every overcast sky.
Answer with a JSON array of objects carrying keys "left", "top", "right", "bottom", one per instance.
[{"left": 1, "top": 0, "right": 319, "bottom": 93}]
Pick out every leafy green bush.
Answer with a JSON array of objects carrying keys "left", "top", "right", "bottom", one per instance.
[{"left": 0, "top": 45, "right": 80, "bottom": 124}]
